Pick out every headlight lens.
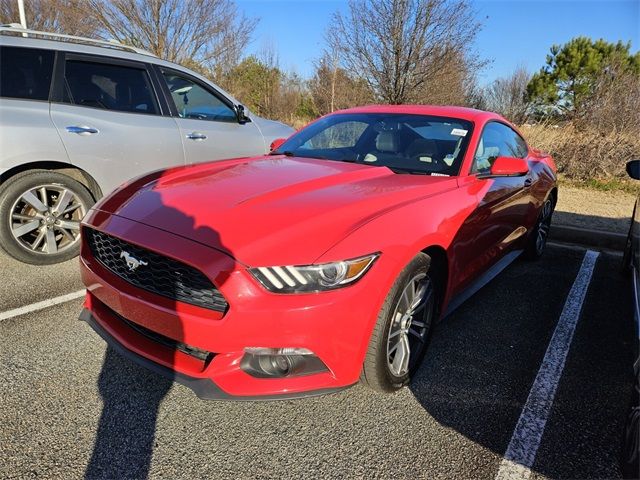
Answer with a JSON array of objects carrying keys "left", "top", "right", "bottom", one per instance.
[{"left": 249, "top": 253, "right": 379, "bottom": 293}]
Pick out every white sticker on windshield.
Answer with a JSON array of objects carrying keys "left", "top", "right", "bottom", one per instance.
[{"left": 451, "top": 128, "right": 468, "bottom": 137}]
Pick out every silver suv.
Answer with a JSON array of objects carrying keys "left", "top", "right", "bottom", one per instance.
[{"left": 0, "top": 26, "right": 294, "bottom": 265}]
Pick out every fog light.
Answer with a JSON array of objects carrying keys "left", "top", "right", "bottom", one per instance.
[
  {"left": 273, "top": 355, "right": 290, "bottom": 371},
  {"left": 241, "top": 347, "right": 328, "bottom": 378},
  {"left": 257, "top": 354, "right": 292, "bottom": 376}
]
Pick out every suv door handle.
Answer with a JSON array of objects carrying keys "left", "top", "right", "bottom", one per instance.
[
  {"left": 524, "top": 177, "right": 533, "bottom": 187},
  {"left": 66, "top": 125, "right": 99, "bottom": 135},
  {"left": 186, "top": 132, "right": 207, "bottom": 140}
]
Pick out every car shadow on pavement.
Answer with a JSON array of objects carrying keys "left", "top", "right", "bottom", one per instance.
[
  {"left": 553, "top": 210, "right": 631, "bottom": 235},
  {"left": 85, "top": 182, "right": 234, "bottom": 479},
  {"left": 407, "top": 248, "right": 635, "bottom": 478}
]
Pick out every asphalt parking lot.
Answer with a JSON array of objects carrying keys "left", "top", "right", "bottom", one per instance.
[{"left": 0, "top": 244, "right": 636, "bottom": 479}]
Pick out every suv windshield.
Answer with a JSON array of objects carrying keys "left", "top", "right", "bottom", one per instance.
[{"left": 273, "top": 113, "right": 474, "bottom": 176}]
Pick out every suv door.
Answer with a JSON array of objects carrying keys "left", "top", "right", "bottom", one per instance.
[
  {"left": 0, "top": 46, "right": 68, "bottom": 172},
  {"left": 50, "top": 54, "right": 184, "bottom": 195},
  {"left": 157, "top": 67, "right": 266, "bottom": 164}
]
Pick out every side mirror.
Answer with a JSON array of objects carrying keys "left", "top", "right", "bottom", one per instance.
[
  {"left": 626, "top": 160, "right": 640, "bottom": 180},
  {"left": 270, "top": 138, "right": 286, "bottom": 152},
  {"left": 480, "top": 156, "right": 529, "bottom": 178},
  {"left": 235, "top": 104, "right": 250, "bottom": 124}
]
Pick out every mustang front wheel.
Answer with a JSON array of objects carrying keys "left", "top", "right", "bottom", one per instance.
[{"left": 361, "top": 253, "right": 436, "bottom": 392}]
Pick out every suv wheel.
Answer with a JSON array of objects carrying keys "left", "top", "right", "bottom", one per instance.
[{"left": 0, "top": 170, "right": 94, "bottom": 265}]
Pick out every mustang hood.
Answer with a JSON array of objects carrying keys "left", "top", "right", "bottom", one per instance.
[{"left": 95, "top": 156, "right": 457, "bottom": 265}]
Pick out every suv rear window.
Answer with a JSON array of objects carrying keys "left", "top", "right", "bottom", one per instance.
[
  {"left": 64, "top": 60, "right": 159, "bottom": 114},
  {"left": 0, "top": 46, "right": 54, "bottom": 101}
]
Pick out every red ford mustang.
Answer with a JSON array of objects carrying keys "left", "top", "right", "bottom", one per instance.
[{"left": 79, "top": 105, "right": 557, "bottom": 400}]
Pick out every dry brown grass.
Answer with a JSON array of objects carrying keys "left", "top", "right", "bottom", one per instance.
[
  {"left": 287, "top": 116, "right": 311, "bottom": 130},
  {"left": 521, "top": 123, "right": 640, "bottom": 181}
]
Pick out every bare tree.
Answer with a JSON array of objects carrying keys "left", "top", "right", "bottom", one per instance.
[
  {"left": 88, "top": 0, "right": 256, "bottom": 74},
  {"left": 309, "top": 51, "right": 373, "bottom": 115},
  {"left": 482, "top": 66, "right": 531, "bottom": 123},
  {"left": 0, "top": 0, "right": 99, "bottom": 36},
  {"left": 329, "top": 0, "right": 484, "bottom": 104},
  {"left": 577, "top": 58, "right": 640, "bottom": 132}
]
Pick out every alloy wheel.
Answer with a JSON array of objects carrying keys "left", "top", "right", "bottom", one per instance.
[
  {"left": 536, "top": 199, "right": 553, "bottom": 254},
  {"left": 9, "top": 184, "right": 86, "bottom": 255},
  {"left": 386, "top": 273, "right": 434, "bottom": 377}
]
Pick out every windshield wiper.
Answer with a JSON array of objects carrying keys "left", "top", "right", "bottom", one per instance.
[
  {"left": 269, "top": 150, "right": 295, "bottom": 156},
  {"left": 271, "top": 151, "right": 350, "bottom": 162},
  {"left": 290, "top": 153, "right": 330, "bottom": 160},
  {"left": 387, "top": 166, "right": 430, "bottom": 175}
]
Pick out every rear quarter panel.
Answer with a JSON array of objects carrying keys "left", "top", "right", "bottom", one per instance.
[{"left": 0, "top": 99, "right": 70, "bottom": 176}]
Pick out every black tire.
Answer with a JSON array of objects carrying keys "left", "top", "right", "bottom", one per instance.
[
  {"left": 621, "top": 372, "right": 640, "bottom": 479},
  {"left": 523, "top": 195, "right": 555, "bottom": 260},
  {"left": 0, "top": 170, "right": 95, "bottom": 265},
  {"left": 622, "top": 228, "right": 633, "bottom": 275},
  {"left": 360, "top": 253, "right": 437, "bottom": 392},
  {"left": 622, "top": 203, "right": 636, "bottom": 274}
]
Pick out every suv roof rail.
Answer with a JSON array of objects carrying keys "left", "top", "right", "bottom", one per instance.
[{"left": 0, "top": 25, "right": 158, "bottom": 58}]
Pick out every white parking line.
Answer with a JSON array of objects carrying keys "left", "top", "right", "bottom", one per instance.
[
  {"left": 495, "top": 249, "right": 600, "bottom": 480},
  {"left": 0, "top": 289, "right": 86, "bottom": 321}
]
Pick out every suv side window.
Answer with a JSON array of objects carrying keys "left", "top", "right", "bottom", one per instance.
[
  {"left": 63, "top": 60, "right": 159, "bottom": 114},
  {"left": 161, "top": 70, "right": 236, "bottom": 122},
  {"left": 0, "top": 46, "right": 54, "bottom": 101},
  {"left": 472, "top": 122, "right": 529, "bottom": 173}
]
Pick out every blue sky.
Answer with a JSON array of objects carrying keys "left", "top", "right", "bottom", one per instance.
[{"left": 237, "top": 0, "right": 640, "bottom": 85}]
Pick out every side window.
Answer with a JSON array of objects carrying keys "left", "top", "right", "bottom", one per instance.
[
  {"left": 513, "top": 132, "right": 529, "bottom": 157},
  {"left": 0, "top": 46, "right": 54, "bottom": 101},
  {"left": 64, "top": 60, "right": 159, "bottom": 114},
  {"left": 472, "top": 122, "right": 528, "bottom": 173},
  {"left": 301, "top": 121, "right": 368, "bottom": 150},
  {"left": 161, "top": 70, "right": 236, "bottom": 122}
]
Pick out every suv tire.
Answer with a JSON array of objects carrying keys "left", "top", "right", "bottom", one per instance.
[{"left": 0, "top": 170, "right": 94, "bottom": 265}]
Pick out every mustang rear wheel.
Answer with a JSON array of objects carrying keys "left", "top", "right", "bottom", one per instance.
[
  {"left": 0, "top": 170, "right": 94, "bottom": 265},
  {"left": 361, "top": 253, "right": 436, "bottom": 392},
  {"left": 524, "top": 196, "right": 554, "bottom": 260}
]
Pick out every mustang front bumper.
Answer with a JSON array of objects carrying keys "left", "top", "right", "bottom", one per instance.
[{"left": 79, "top": 210, "right": 396, "bottom": 400}]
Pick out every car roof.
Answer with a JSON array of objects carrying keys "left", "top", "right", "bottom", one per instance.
[
  {"left": 334, "top": 104, "right": 505, "bottom": 123},
  {"left": 0, "top": 32, "right": 158, "bottom": 63}
]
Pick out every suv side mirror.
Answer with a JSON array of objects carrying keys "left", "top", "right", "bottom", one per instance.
[
  {"left": 235, "top": 104, "right": 250, "bottom": 124},
  {"left": 270, "top": 138, "right": 286, "bottom": 152},
  {"left": 479, "top": 156, "right": 529, "bottom": 178},
  {"left": 626, "top": 160, "right": 640, "bottom": 180}
]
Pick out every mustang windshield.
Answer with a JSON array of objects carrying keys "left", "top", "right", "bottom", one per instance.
[{"left": 273, "top": 113, "right": 474, "bottom": 176}]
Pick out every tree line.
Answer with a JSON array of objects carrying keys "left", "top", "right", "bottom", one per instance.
[{"left": 2, "top": 0, "right": 638, "bottom": 134}]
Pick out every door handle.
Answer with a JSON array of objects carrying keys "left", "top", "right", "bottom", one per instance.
[
  {"left": 186, "top": 132, "right": 207, "bottom": 140},
  {"left": 66, "top": 125, "right": 99, "bottom": 135},
  {"left": 524, "top": 177, "right": 533, "bottom": 187}
]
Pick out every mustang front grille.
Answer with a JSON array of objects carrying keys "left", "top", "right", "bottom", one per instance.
[{"left": 84, "top": 228, "right": 228, "bottom": 312}]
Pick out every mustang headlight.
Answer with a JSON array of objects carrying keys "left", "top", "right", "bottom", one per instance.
[{"left": 249, "top": 253, "right": 379, "bottom": 293}]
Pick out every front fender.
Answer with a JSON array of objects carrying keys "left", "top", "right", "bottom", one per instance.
[{"left": 315, "top": 182, "right": 482, "bottom": 363}]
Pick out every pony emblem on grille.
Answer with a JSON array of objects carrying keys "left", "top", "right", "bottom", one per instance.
[{"left": 120, "top": 251, "right": 148, "bottom": 272}]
